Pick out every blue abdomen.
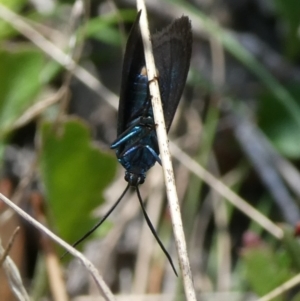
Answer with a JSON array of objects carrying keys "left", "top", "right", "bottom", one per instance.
[
  {"left": 111, "top": 71, "right": 160, "bottom": 185},
  {"left": 117, "top": 130, "right": 158, "bottom": 174}
]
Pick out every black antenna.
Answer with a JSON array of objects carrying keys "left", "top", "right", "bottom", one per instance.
[
  {"left": 61, "top": 184, "right": 130, "bottom": 258},
  {"left": 62, "top": 183, "right": 178, "bottom": 276},
  {"left": 136, "top": 186, "right": 178, "bottom": 276}
]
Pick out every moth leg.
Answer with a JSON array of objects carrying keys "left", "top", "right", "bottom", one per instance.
[
  {"left": 145, "top": 145, "right": 161, "bottom": 165},
  {"left": 120, "top": 144, "right": 161, "bottom": 165},
  {"left": 111, "top": 116, "right": 154, "bottom": 148},
  {"left": 111, "top": 125, "right": 143, "bottom": 149}
]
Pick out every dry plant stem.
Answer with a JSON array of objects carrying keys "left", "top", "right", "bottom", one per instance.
[
  {"left": 170, "top": 142, "right": 284, "bottom": 239},
  {"left": 12, "top": 87, "right": 67, "bottom": 130},
  {"left": 0, "top": 3, "right": 118, "bottom": 110},
  {"left": 0, "top": 238, "right": 30, "bottom": 301},
  {"left": 256, "top": 273, "right": 300, "bottom": 301},
  {"left": 46, "top": 252, "right": 68, "bottom": 301},
  {"left": 0, "top": 227, "right": 20, "bottom": 266},
  {"left": 31, "top": 193, "right": 68, "bottom": 301},
  {"left": 136, "top": 2, "right": 197, "bottom": 301},
  {"left": 0, "top": 193, "right": 116, "bottom": 301}
]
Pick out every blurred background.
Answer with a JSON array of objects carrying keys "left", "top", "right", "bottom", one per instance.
[{"left": 0, "top": 0, "right": 300, "bottom": 300}]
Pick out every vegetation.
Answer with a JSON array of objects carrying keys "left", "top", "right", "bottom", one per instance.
[{"left": 0, "top": 0, "right": 299, "bottom": 300}]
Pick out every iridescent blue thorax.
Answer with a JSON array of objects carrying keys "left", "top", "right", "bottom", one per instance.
[{"left": 111, "top": 72, "right": 161, "bottom": 186}]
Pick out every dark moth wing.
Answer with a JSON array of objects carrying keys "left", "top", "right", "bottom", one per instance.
[
  {"left": 117, "top": 12, "right": 192, "bottom": 135},
  {"left": 152, "top": 17, "right": 192, "bottom": 131},
  {"left": 117, "top": 11, "right": 144, "bottom": 136}
]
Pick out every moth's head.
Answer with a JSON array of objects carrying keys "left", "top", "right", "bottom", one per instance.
[{"left": 125, "top": 171, "right": 145, "bottom": 186}]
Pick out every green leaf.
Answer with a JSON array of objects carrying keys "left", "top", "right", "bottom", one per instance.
[
  {"left": 0, "top": 48, "right": 44, "bottom": 137},
  {"left": 242, "top": 244, "right": 292, "bottom": 299},
  {"left": 40, "top": 118, "right": 117, "bottom": 244}
]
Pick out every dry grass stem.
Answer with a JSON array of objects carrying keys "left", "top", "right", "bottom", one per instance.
[
  {"left": 0, "top": 237, "right": 30, "bottom": 301},
  {"left": 136, "top": 1, "right": 197, "bottom": 300},
  {"left": 13, "top": 87, "right": 67, "bottom": 131},
  {"left": 0, "top": 193, "right": 116, "bottom": 301},
  {"left": 0, "top": 227, "right": 20, "bottom": 267},
  {"left": 170, "top": 142, "right": 284, "bottom": 239}
]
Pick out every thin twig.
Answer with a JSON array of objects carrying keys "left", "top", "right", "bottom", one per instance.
[
  {"left": 136, "top": 2, "right": 197, "bottom": 300},
  {"left": 12, "top": 87, "right": 67, "bottom": 131},
  {"left": 0, "top": 193, "right": 116, "bottom": 301},
  {"left": 0, "top": 237, "right": 30, "bottom": 301},
  {"left": 170, "top": 142, "right": 284, "bottom": 239},
  {"left": 0, "top": 227, "right": 20, "bottom": 267}
]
